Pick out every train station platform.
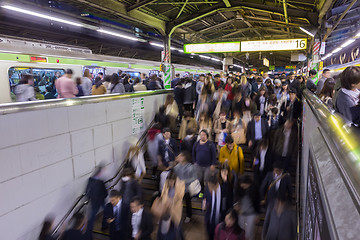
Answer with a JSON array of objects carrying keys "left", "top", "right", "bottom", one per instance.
[{"left": 1, "top": 89, "right": 360, "bottom": 240}]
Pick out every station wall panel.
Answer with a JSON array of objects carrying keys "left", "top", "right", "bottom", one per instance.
[{"left": 0, "top": 92, "right": 167, "bottom": 240}]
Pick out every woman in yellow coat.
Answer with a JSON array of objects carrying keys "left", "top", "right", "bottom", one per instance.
[{"left": 219, "top": 135, "right": 244, "bottom": 174}]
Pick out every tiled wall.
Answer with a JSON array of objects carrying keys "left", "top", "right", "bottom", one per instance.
[{"left": 0, "top": 94, "right": 165, "bottom": 240}]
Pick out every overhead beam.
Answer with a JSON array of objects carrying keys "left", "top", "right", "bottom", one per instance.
[
  {"left": 176, "top": 0, "right": 189, "bottom": 19},
  {"left": 127, "top": 0, "right": 157, "bottom": 12},
  {"left": 151, "top": 1, "right": 219, "bottom": 4},
  {"left": 223, "top": 0, "right": 231, "bottom": 7}
]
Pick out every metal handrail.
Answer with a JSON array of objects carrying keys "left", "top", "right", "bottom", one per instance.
[
  {"left": 50, "top": 117, "right": 157, "bottom": 236},
  {"left": 303, "top": 89, "right": 360, "bottom": 205}
]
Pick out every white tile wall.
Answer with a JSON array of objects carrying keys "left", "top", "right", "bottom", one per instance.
[
  {"left": 71, "top": 129, "right": 93, "bottom": 156},
  {"left": 94, "top": 124, "right": 112, "bottom": 149},
  {"left": 0, "top": 93, "right": 166, "bottom": 239},
  {"left": 73, "top": 150, "right": 96, "bottom": 178},
  {"left": 0, "top": 146, "right": 21, "bottom": 182},
  {"left": 19, "top": 134, "right": 71, "bottom": 174},
  {"left": 0, "top": 114, "right": 19, "bottom": 149}
]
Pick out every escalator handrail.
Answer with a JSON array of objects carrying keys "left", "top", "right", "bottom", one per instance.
[{"left": 51, "top": 120, "right": 155, "bottom": 237}]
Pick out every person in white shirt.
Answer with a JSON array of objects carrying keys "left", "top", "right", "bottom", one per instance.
[{"left": 130, "top": 196, "right": 153, "bottom": 240}]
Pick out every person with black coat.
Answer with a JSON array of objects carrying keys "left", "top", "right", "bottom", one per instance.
[
  {"left": 234, "top": 175, "right": 260, "bottom": 240},
  {"left": 104, "top": 190, "right": 130, "bottom": 240},
  {"left": 158, "top": 128, "right": 178, "bottom": 169},
  {"left": 173, "top": 81, "right": 184, "bottom": 122},
  {"left": 287, "top": 72, "right": 300, "bottom": 94},
  {"left": 280, "top": 88, "right": 302, "bottom": 121},
  {"left": 61, "top": 213, "right": 91, "bottom": 240},
  {"left": 85, "top": 165, "right": 108, "bottom": 232},
  {"left": 155, "top": 106, "right": 170, "bottom": 129},
  {"left": 129, "top": 197, "right": 153, "bottom": 240},
  {"left": 253, "top": 139, "right": 274, "bottom": 187},
  {"left": 180, "top": 128, "right": 197, "bottom": 157},
  {"left": 119, "top": 168, "right": 143, "bottom": 207},
  {"left": 246, "top": 111, "right": 269, "bottom": 153}
]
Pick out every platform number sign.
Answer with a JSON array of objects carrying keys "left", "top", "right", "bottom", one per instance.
[{"left": 132, "top": 97, "right": 145, "bottom": 134}]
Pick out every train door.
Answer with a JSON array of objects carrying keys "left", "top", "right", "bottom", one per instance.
[{"left": 83, "top": 66, "right": 105, "bottom": 80}]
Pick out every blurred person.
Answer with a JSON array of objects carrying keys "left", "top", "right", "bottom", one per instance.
[
  {"left": 103, "top": 75, "right": 111, "bottom": 93},
  {"left": 55, "top": 69, "right": 78, "bottom": 98},
  {"left": 214, "top": 209, "right": 245, "bottom": 240},
  {"left": 318, "top": 78, "right": 336, "bottom": 108},
  {"left": 335, "top": 66, "right": 360, "bottom": 122},
  {"left": 151, "top": 171, "right": 185, "bottom": 240},
  {"left": 195, "top": 93, "right": 210, "bottom": 120},
  {"left": 124, "top": 75, "right": 135, "bottom": 92},
  {"left": 202, "top": 75, "right": 215, "bottom": 99},
  {"left": 212, "top": 86, "right": 228, "bottom": 120},
  {"left": 240, "top": 97, "right": 257, "bottom": 125},
  {"left": 240, "top": 74, "right": 252, "bottom": 97},
  {"left": 198, "top": 112, "right": 213, "bottom": 140},
  {"left": 287, "top": 72, "right": 299, "bottom": 94},
  {"left": 158, "top": 128, "right": 178, "bottom": 169},
  {"left": 129, "top": 196, "right": 153, "bottom": 240},
  {"left": 109, "top": 73, "right": 125, "bottom": 94},
  {"left": 147, "top": 75, "right": 162, "bottom": 90},
  {"left": 15, "top": 74, "right": 37, "bottom": 101},
  {"left": 178, "top": 111, "right": 197, "bottom": 140},
  {"left": 183, "top": 77, "right": 196, "bottom": 114},
  {"left": 119, "top": 168, "right": 142, "bottom": 207},
  {"left": 180, "top": 128, "right": 197, "bottom": 156},
  {"left": 214, "top": 111, "right": 231, "bottom": 151},
  {"left": 196, "top": 74, "right": 206, "bottom": 97},
  {"left": 219, "top": 135, "right": 244, "bottom": 174},
  {"left": 75, "top": 77, "right": 84, "bottom": 97},
  {"left": 85, "top": 165, "right": 108, "bottom": 232},
  {"left": 127, "top": 146, "right": 146, "bottom": 182},
  {"left": 262, "top": 188, "right": 296, "bottom": 240},
  {"left": 171, "top": 73, "right": 181, "bottom": 88},
  {"left": 272, "top": 119, "right": 298, "bottom": 171},
  {"left": 39, "top": 216, "right": 56, "bottom": 240},
  {"left": 297, "top": 75, "right": 307, "bottom": 96},
  {"left": 260, "top": 161, "right": 292, "bottom": 210},
  {"left": 155, "top": 106, "right": 170, "bottom": 129},
  {"left": 307, "top": 69, "right": 317, "bottom": 93},
  {"left": 232, "top": 92, "right": 243, "bottom": 118},
  {"left": 140, "top": 73, "right": 149, "bottom": 85},
  {"left": 174, "top": 151, "right": 198, "bottom": 223},
  {"left": 264, "top": 94, "right": 278, "bottom": 118},
  {"left": 174, "top": 81, "right": 184, "bottom": 122},
  {"left": 224, "top": 77, "right": 234, "bottom": 108},
  {"left": 253, "top": 139, "right": 273, "bottom": 186},
  {"left": 254, "top": 86, "right": 268, "bottom": 116},
  {"left": 234, "top": 175, "right": 260, "bottom": 240},
  {"left": 277, "top": 81, "right": 290, "bottom": 107},
  {"left": 133, "top": 77, "right": 147, "bottom": 91},
  {"left": 280, "top": 88, "right": 302, "bottom": 120},
  {"left": 147, "top": 123, "right": 163, "bottom": 179},
  {"left": 44, "top": 85, "right": 56, "bottom": 99},
  {"left": 316, "top": 68, "right": 331, "bottom": 95},
  {"left": 203, "top": 168, "right": 232, "bottom": 240},
  {"left": 273, "top": 79, "right": 282, "bottom": 96},
  {"left": 251, "top": 77, "right": 265, "bottom": 95},
  {"left": 164, "top": 94, "right": 179, "bottom": 131},
  {"left": 192, "top": 129, "right": 217, "bottom": 195},
  {"left": 35, "top": 87, "right": 45, "bottom": 100},
  {"left": 214, "top": 74, "right": 225, "bottom": 90},
  {"left": 263, "top": 72, "right": 271, "bottom": 83},
  {"left": 92, "top": 76, "right": 106, "bottom": 95},
  {"left": 104, "top": 190, "right": 129, "bottom": 240},
  {"left": 246, "top": 111, "right": 269, "bottom": 152},
  {"left": 230, "top": 111, "right": 247, "bottom": 145},
  {"left": 265, "top": 79, "right": 274, "bottom": 95},
  {"left": 81, "top": 69, "right": 93, "bottom": 96},
  {"left": 97, "top": 72, "right": 104, "bottom": 80},
  {"left": 61, "top": 213, "right": 90, "bottom": 240},
  {"left": 268, "top": 107, "right": 283, "bottom": 131}
]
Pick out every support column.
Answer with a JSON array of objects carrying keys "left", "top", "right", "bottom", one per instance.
[{"left": 163, "top": 36, "right": 172, "bottom": 89}]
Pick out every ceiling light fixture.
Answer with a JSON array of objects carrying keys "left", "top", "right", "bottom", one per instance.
[
  {"left": 341, "top": 39, "right": 355, "bottom": 48},
  {"left": 332, "top": 47, "right": 342, "bottom": 54},
  {"left": 199, "top": 55, "right": 211, "bottom": 59},
  {"left": 149, "top": 42, "right": 163, "bottom": 48},
  {"left": 2, "top": 5, "right": 83, "bottom": 27},
  {"left": 299, "top": 27, "right": 315, "bottom": 38},
  {"left": 97, "top": 29, "right": 140, "bottom": 42}
]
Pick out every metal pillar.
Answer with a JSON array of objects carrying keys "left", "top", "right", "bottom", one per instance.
[{"left": 163, "top": 36, "right": 172, "bottom": 89}]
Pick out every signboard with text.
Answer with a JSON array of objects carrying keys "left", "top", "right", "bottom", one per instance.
[
  {"left": 132, "top": 97, "right": 145, "bottom": 134},
  {"left": 184, "top": 42, "right": 240, "bottom": 53},
  {"left": 241, "top": 38, "right": 307, "bottom": 52}
]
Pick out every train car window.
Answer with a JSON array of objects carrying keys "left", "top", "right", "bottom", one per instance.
[
  {"left": 8, "top": 67, "right": 65, "bottom": 100},
  {"left": 149, "top": 70, "right": 160, "bottom": 77},
  {"left": 83, "top": 66, "right": 105, "bottom": 80},
  {"left": 124, "top": 71, "right": 141, "bottom": 82}
]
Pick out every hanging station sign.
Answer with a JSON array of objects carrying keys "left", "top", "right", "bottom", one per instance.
[
  {"left": 240, "top": 38, "right": 307, "bottom": 52},
  {"left": 184, "top": 42, "right": 240, "bottom": 53}
]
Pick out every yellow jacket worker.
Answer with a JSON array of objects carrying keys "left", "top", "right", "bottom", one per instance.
[{"left": 219, "top": 135, "right": 244, "bottom": 174}]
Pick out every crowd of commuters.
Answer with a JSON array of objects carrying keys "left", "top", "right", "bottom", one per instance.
[{"left": 38, "top": 66, "right": 360, "bottom": 240}]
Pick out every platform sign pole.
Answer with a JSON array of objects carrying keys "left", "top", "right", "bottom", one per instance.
[{"left": 163, "top": 36, "right": 172, "bottom": 89}]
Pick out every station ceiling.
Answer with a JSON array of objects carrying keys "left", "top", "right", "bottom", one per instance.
[{"left": 0, "top": 0, "right": 359, "bottom": 70}]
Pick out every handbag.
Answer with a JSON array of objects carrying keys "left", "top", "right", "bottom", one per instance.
[
  {"left": 188, "top": 179, "right": 201, "bottom": 197},
  {"left": 151, "top": 197, "right": 165, "bottom": 219}
]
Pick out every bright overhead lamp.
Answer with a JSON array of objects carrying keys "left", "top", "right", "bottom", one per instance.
[
  {"left": 332, "top": 47, "right": 342, "bottom": 53},
  {"left": 356, "top": 31, "right": 360, "bottom": 37},
  {"left": 199, "top": 55, "right": 211, "bottom": 59},
  {"left": 177, "top": 49, "right": 184, "bottom": 53},
  {"left": 2, "top": 5, "right": 83, "bottom": 27},
  {"left": 341, "top": 39, "right": 355, "bottom": 48},
  {"left": 211, "top": 58, "right": 221, "bottom": 62},
  {"left": 299, "top": 27, "right": 315, "bottom": 38},
  {"left": 97, "top": 29, "right": 140, "bottom": 41},
  {"left": 149, "top": 42, "right": 163, "bottom": 48}
]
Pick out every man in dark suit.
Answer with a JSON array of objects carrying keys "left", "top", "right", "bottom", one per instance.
[
  {"left": 129, "top": 196, "right": 153, "bottom": 240},
  {"left": 287, "top": 72, "right": 300, "bottom": 94},
  {"left": 246, "top": 111, "right": 269, "bottom": 154},
  {"left": 253, "top": 139, "right": 274, "bottom": 187},
  {"left": 104, "top": 190, "right": 130, "bottom": 240},
  {"left": 280, "top": 88, "right": 302, "bottom": 121},
  {"left": 86, "top": 165, "right": 108, "bottom": 232},
  {"left": 62, "top": 213, "right": 91, "bottom": 240},
  {"left": 158, "top": 128, "right": 178, "bottom": 169}
]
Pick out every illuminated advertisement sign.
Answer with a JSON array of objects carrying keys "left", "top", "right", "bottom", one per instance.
[
  {"left": 30, "top": 56, "right": 47, "bottom": 63},
  {"left": 263, "top": 58, "right": 269, "bottom": 67},
  {"left": 249, "top": 68, "right": 257, "bottom": 72},
  {"left": 241, "top": 38, "right": 307, "bottom": 52},
  {"left": 285, "top": 65, "right": 297, "bottom": 69},
  {"left": 269, "top": 65, "right": 275, "bottom": 70},
  {"left": 184, "top": 42, "right": 240, "bottom": 53}
]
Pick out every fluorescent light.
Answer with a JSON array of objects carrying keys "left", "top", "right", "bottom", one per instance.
[
  {"left": 332, "top": 47, "right": 342, "bottom": 53},
  {"left": 190, "top": 53, "right": 196, "bottom": 55},
  {"left": 341, "top": 39, "right": 355, "bottom": 48},
  {"left": 2, "top": 5, "right": 83, "bottom": 27},
  {"left": 149, "top": 42, "right": 163, "bottom": 48},
  {"left": 199, "top": 55, "right": 211, "bottom": 59},
  {"left": 177, "top": 49, "right": 184, "bottom": 53},
  {"left": 299, "top": 27, "right": 314, "bottom": 37},
  {"left": 356, "top": 31, "right": 360, "bottom": 37},
  {"left": 97, "top": 29, "right": 140, "bottom": 41},
  {"left": 211, "top": 58, "right": 221, "bottom": 62}
]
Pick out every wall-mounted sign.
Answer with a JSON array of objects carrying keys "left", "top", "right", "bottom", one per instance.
[
  {"left": 249, "top": 68, "right": 257, "bottom": 72},
  {"left": 285, "top": 65, "right": 297, "bottom": 69},
  {"left": 269, "top": 65, "right": 275, "bottom": 70},
  {"left": 184, "top": 42, "right": 240, "bottom": 53},
  {"left": 263, "top": 58, "right": 269, "bottom": 67},
  {"left": 132, "top": 97, "right": 145, "bottom": 134},
  {"left": 30, "top": 56, "right": 47, "bottom": 63},
  {"left": 241, "top": 38, "right": 307, "bottom": 52}
]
